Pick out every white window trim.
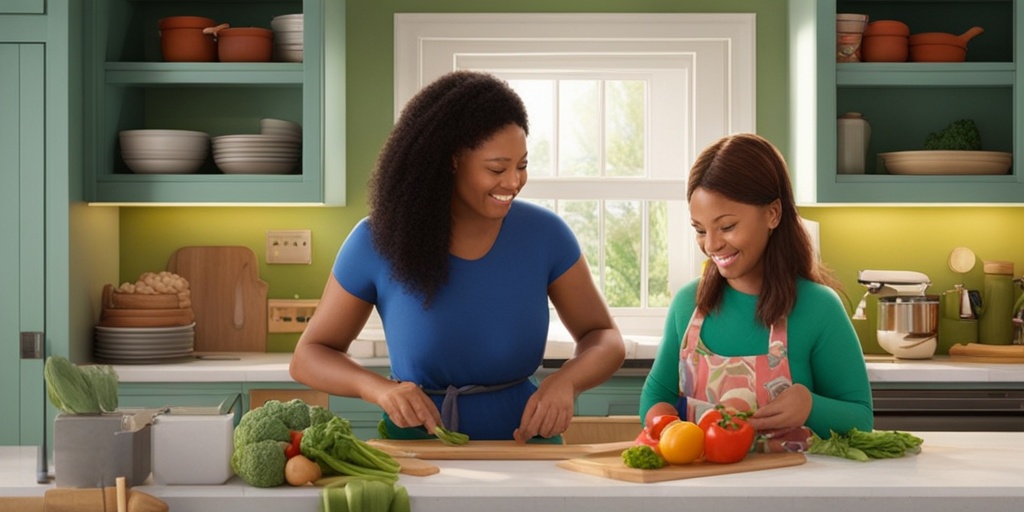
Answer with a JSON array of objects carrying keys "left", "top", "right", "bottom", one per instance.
[{"left": 394, "top": 13, "right": 756, "bottom": 338}]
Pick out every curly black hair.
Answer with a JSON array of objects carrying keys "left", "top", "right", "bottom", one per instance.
[{"left": 368, "top": 70, "right": 529, "bottom": 306}]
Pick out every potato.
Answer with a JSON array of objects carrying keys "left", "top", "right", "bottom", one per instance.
[{"left": 285, "top": 454, "right": 322, "bottom": 486}]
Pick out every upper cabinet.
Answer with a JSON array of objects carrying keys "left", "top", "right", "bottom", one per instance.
[
  {"left": 84, "top": 0, "right": 345, "bottom": 205},
  {"left": 789, "top": 0, "right": 1022, "bottom": 204}
]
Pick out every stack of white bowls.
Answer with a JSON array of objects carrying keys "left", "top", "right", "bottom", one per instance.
[
  {"left": 212, "top": 119, "right": 301, "bottom": 174},
  {"left": 271, "top": 13, "right": 303, "bottom": 62},
  {"left": 119, "top": 129, "right": 209, "bottom": 174}
]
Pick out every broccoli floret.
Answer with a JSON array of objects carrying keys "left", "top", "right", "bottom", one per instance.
[
  {"left": 309, "top": 405, "right": 335, "bottom": 427},
  {"left": 232, "top": 398, "right": 341, "bottom": 486},
  {"left": 233, "top": 409, "right": 291, "bottom": 449},
  {"left": 277, "top": 398, "right": 315, "bottom": 430},
  {"left": 924, "top": 119, "right": 981, "bottom": 150},
  {"left": 621, "top": 445, "right": 667, "bottom": 470},
  {"left": 231, "top": 439, "right": 288, "bottom": 487}
]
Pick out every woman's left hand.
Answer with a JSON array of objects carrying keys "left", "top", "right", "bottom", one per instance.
[
  {"left": 746, "top": 383, "right": 812, "bottom": 436},
  {"left": 513, "top": 373, "right": 575, "bottom": 444}
]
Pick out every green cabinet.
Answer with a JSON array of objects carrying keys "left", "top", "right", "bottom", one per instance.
[
  {"left": 0, "top": 43, "right": 46, "bottom": 447},
  {"left": 118, "top": 380, "right": 387, "bottom": 440},
  {"left": 575, "top": 376, "right": 644, "bottom": 417},
  {"left": 789, "top": 0, "right": 1023, "bottom": 203},
  {"left": 83, "top": 0, "right": 345, "bottom": 204}
]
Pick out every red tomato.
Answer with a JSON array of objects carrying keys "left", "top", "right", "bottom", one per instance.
[
  {"left": 700, "top": 407, "right": 755, "bottom": 464},
  {"left": 284, "top": 430, "right": 303, "bottom": 459},
  {"left": 648, "top": 415, "right": 680, "bottom": 439},
  {"left": 634, "top": 427, "right": 659, "bottom": 449},
  {"left": 644, "top": 402, "right": 678, "bottom": 430}
]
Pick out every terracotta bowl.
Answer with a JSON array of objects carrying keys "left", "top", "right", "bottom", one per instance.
[
  {"left": 863, "top": 35, "right": 908, "bottom": 62},
  {"left": 217, "top": 27, "right": 274, "bottom": 62},
  {"left": 159, "top": 16, "right": 219, "bottom": 62},
  {"left": 910, "top": 43, "right": 967, "bottom": 62},
  {"left": 908, "top": 27, "right": 984, "bottom": 62}
]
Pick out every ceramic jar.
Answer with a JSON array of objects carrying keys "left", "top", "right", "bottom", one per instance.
[{"left": 837, "top": 112, "right": 871, "bottom": 174}]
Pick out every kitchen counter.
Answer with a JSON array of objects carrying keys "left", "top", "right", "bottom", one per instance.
[
  {"left": 108, "top": 352, "right": 1024, "bottom": 385},
  {"left": 2, "top": 432, "right": 1022, "bottom": 511}
]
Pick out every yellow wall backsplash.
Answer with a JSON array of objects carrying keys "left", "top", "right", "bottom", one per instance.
[{"left": 120, "top": 205, "right": 1024, "bottom": 354}]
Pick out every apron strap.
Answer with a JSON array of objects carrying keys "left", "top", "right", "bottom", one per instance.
[{"left": 419, "top": 377, "right": 530, "bottom": 432}]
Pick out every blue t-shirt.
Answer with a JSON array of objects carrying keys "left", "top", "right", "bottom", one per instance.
[{"left": 332, "top": 201, "right": 581, "bottom": 439}]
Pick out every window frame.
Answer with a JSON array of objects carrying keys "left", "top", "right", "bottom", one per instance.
[{"left": 394, "top": 13, "right": 756, "bottom": 337}]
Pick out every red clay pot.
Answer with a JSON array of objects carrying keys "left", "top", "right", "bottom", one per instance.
[
  {"left": 864, "top": 20, "right": 910, "bottom": 37},
  {"left": 217, "top": 27, "right": 274, "bottom": 62},
  {"left": 863, "top": 35, "right": 908, "bottom": 62},
  {"left": 159, "top": 16, "right": 220, "bottom": 62}
]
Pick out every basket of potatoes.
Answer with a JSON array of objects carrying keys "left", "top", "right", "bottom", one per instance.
[{"left": 99, "top": 271, "right": 195, "bottom": 328}]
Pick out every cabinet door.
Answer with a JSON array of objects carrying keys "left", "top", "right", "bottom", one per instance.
[{"left": 0, "top": 43, "right": 46, "bottom": 446}]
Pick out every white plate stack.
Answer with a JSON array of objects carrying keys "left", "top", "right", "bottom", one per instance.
[
  {"left": 212, "top": 120, "right": 301, "bottom": 174},
  {"left": 94, "top": 323, "right": 195, "bottom": 364},
  {"left": 271, "top": 13, "right": 303, "bottom": 62}
]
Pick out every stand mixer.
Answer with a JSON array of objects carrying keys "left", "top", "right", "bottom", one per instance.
[{"left": 855, "top": 269, "right": 939, "bottom": 359}]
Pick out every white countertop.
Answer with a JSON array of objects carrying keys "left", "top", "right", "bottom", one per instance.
[
  {"left": 107, "top": 352, "right": 1024, "bottom": 386},
  {"left": 2, "top": 432, "right": 1022, "bottom": 511}
]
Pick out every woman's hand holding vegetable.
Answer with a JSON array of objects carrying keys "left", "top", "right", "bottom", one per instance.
[
  {"left": 513, "top": 372, "right": 575, "bottom": 444},
  {"left": 372, "top": 380, "right": 442, "bottom": 433},
  {"left": 746, "top": 383, "right": 812, "bottom": 436}
]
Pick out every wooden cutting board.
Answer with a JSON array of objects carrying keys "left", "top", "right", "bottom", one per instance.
[
  {"left": 949, "top": 343, "right": 1024, "bottom": 363},
  {"left": 166, "top": 246, "right": 268, "bottom": 352},
  {"left": 366, "top": 439, "right": 635, "bottom": 460},
  {"left": 368, "top": 443, "right": 441, "bottom": 476},
  {"left": 557, "top": 450, "right": 806, "bottom": 483}
]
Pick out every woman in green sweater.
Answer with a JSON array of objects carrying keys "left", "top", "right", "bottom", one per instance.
[{"left": 640, "top": 133, "right": 873, "bottom": 451}]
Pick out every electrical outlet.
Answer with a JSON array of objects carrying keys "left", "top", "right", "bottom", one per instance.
[
  {"left": 266, "top": 229, "right": 312, "bottom": 264},
  {"left": 268, "top": 299, "right": 319, "bottom": 333}
]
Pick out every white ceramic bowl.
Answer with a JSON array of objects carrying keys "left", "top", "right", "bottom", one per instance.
[
  {"left": 120, "top": 129, "right": 209, "bottom": 153},
  {"left": 122, "top": 157, "right": 206, "bottom": 174},
  {"left": 259, "top": 118, "right": 302, "bottom": 133},
  {"left": 273, "top": 32, "right": 303, "bottom": 45},
  {"left": 877, "top": 331, "right": 937, "bottom": 359},
  {"left": 274, "top": 47, "right": 303, "bottom": 62},
  {"left": 271, "top": 14, "right": 303, "bottom": 32}
]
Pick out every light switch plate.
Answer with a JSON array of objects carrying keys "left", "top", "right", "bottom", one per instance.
[{"left": 266, "top": 229, "right": 312, "bottom": 264}]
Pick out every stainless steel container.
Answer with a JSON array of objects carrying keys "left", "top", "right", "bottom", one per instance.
[{"left": 878, "top": 295, "right": 939, "bottom": 335}]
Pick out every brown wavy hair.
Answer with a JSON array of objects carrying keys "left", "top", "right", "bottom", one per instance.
[
  {"left": 367, "top": 71, "right": 529, "bottom": 306},
  {"left": 687, "top": 133, "right": 840, "bottom": 327}
]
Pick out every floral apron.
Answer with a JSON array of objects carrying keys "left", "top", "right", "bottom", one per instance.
[{"left": 679, "top": 309, "right": 812, "bottom": 452}]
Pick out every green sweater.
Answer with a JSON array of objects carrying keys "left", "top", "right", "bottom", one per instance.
[{"left": 640, "top": 278, "right": 874, "bottom": 438}]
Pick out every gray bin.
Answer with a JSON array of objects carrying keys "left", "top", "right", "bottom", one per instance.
[{"left": 53, "top": 412, "right": 153, "bottom": 488}]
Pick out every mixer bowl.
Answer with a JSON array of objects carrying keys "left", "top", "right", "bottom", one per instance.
[
  {"left": 877, "top": 295, "right": 939, "bottom": 359},
  {"left": 877, "top": 331, "right": 937, "bottom": 359}
]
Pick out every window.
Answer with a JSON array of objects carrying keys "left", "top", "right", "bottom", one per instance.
[{"left": 395, "top": 13, "right": 755, "bottom": 335}]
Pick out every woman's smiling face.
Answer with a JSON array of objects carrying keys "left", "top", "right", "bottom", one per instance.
[
  {"left": 688, "top": 187, "right": 780, "bottom": 295},
  {"left": 451, "top": 123, "right": 529, "bottom": 222}
]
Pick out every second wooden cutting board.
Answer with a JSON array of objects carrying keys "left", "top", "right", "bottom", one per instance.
[
  {"left": 367, "top": 439, "right": 635, "bottom": 460},
  {"left": 557, "top": 450, "right": 806, "bottom": 483},
  {"left": 167, "top": 246, "right": 268, "bottom": 352}
]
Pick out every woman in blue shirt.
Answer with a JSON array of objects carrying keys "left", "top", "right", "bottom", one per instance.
[{"left": 290, "top": 71, "right": 626, "bottom": 442}]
